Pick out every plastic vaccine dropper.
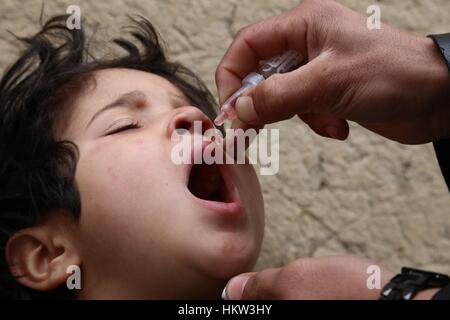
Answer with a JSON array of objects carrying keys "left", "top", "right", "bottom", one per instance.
[{"left": 214, "top": 50, "right": 303, "bottom": 126}]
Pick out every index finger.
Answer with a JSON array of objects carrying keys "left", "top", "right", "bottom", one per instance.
[{"left": 215, "top": 10, "right": 308, "bottom": 104}]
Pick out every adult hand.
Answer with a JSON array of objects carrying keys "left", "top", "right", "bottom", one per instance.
[
  {"left": 222, "top": 255, "right": 439, "bottom": 300},
  {"left": 216, "top": 0, "right": 450, "bottom": 144}
]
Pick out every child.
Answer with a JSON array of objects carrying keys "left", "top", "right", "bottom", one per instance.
[{"left": 0, "top": 15, "right": 264, "bottom": 299}]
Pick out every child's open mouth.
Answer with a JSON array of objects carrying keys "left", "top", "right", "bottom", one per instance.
[
  {"left": 188, "top": 163, "right": 233, "bottom": 203},
  {"left": 186, "top": 161, "right": 242, "bottom": 215}
]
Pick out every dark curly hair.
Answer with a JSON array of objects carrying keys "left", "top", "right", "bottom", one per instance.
[{"left": 0, "top": 13, "right": 218, "bottom": 299}]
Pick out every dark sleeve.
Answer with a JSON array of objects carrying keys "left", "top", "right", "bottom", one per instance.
[
  {"left": 423, "top": 35, "right": 450, "bottom": 300},
  {"left": 429, "top": 33, "right": 450, "bottom": 193},
  {"left": 428, "top": 33, "right": 450, "bottom": 73},
  {"left": 434, "top": 139, "right": 450, "bottom": 192}
]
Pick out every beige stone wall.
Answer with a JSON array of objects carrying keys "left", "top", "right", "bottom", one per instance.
[{"left": 1, "top": 0, "right": 450, "bottom": 274}]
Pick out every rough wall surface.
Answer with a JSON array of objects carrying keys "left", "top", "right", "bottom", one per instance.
[{"left": 1, "top": 0, "right": 450, "bottom": 274}]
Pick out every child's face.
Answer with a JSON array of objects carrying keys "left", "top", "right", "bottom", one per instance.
[{"left": 59, "top": 68, "right": 264, "bottom": 299}]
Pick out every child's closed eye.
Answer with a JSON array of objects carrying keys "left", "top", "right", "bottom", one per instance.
[{"left": 105, "top": 119, "right": 141, "bottom": 136}]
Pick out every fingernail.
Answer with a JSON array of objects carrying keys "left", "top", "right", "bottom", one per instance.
[
  {"left": 221, "top": 287, "right": 229, "bottom": 300},
  {"left": 221, "top": 274, "right": 251, "bottom": 300},
  {"left": 235, "top": 96, "right": 259, "bottom": 124},
  {"left": 325, "top": 126, "right": 340, "bottom": 140}
]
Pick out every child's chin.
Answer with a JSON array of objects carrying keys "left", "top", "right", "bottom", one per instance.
[{"left": 202, "top": 246, "right": 259, "bottom": 280}]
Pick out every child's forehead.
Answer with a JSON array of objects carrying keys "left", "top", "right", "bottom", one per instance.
[
  {"left": 91, "top": 68, "right": 187, "bottom": 99},
  {"left": 76, "top": 68, "right": 190, "bottom": 116},
  {"left": 57, "top": 68, "right": 189, "bottom": 138}
]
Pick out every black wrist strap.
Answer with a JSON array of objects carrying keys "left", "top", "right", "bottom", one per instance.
[
  {"left": 432, "top": 283, "right": 450, "bottom": 300},
  {"left": 428, "top": 33, "right": 450, "bottom": 73},
  {"left": 379, "top": 267, "right": 450, "bottom": 300}
]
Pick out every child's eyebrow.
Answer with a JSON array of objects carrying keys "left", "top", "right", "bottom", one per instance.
[
  {"left": 85, "top": 90, "right": 190, "bottom": 130},
  {"left": 86, "top": 90, "right": 145, "bottom": 129}
]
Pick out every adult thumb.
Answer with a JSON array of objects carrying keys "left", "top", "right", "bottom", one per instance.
[
  {"left": 222, "top": 273, "right": 253, "bottom": 300},
  {"left": 235, "top": 57, "right": 330, "bottom": 126},
  {"left": 222, "top": 268, "right": 281, "bottom": 300}
]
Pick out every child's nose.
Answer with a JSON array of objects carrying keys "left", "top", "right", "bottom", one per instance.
[{"left": 166, "top": 106, "right": 215, "bottom": 138}]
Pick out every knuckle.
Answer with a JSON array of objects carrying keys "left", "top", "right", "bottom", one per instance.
[
  {"left": 235, "top": 25, "right": 252, "bottom": 40},
  {"left": 312, "top": 61, "right": 351, "bottom": 113},
  {"left": 314, "top": 0, "right": 338, "bottom": 11},
  {"left": 282, "top": 259, "right": 310, "bottom": 283},
  {"left": 303, "top": 0, "right": 328, "bottom": 12},
  {"left": 254, "top": 74, "right": 285, "bottom": 121},
  {"left": 305, "top": 0, "right": 341, "bottom": 25},
  {"left": 214, "top": 64, "right": 224, "bottom": 83},
  {"left": 315, "top": 61, "right": 336, "bottom": 86}
]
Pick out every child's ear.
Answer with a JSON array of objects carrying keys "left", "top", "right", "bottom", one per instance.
[{"left": 5, "top": 214, "right": 81, "bottom": 291}]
